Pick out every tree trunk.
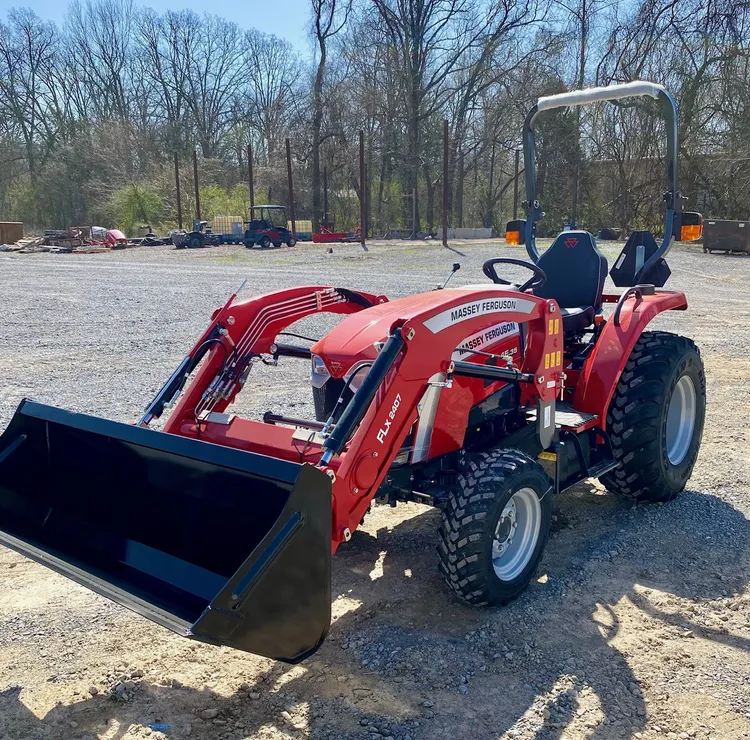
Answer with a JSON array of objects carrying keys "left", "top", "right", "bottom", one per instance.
[
  {"left": 407, "top": 89, "right": 421, "bottom": 234},
  {"left": 571, "top": 0, "right": 587, "bottom": 227},
  {"left": 456, "top": 147, "right": 464, "bottom": 227},
  {"left": 311, "top": 39, "right": 326, "bottom": 233},
  {"left": 485, "top": 139, "right": 496, "bottom": 228},
  {"left": 423, "top": 164, "right": 436, "bottom": 232},
  {"left": 377, "top": 152, "right": 388, "bottom": 234},
  {"left": 617, "top": 160, "right": 628, "bottom": 233}
]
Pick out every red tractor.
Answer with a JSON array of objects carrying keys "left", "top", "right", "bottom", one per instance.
[{"left": 0, "top": 83, "right": 705, "bottom": 664}]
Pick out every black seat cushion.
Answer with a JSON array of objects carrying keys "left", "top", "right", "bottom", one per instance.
[
  {"left": 560, "top": 306, "right": 595, "bottom": 333},
  {"left": 533, "top": 231, "right": 608, "bottom": 330}
]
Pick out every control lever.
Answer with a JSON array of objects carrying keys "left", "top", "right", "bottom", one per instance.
[{"left": 437, "top": 263, "right": 461, "bottom": 290}]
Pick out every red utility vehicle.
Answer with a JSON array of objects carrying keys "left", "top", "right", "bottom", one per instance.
[
  {"left": 243, "top": 205, "right": 297, "bottom": 249},
  {"left": 0, "top": 83, "right": 705, "bottom": 664}
]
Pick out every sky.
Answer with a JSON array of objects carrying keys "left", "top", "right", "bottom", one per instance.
[{"left": 6, "top": 0, "right": 314, "bottom": 55}]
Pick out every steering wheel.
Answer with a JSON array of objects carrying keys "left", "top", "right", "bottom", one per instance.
[{"left": 482, "top": 258, "right": 547, "bottom": 292}]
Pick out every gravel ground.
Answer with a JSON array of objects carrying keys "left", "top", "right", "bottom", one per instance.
[{"left": 0, "top": 239, "right": 749, "bottom": 740}]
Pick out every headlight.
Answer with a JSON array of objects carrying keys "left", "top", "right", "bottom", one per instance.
[
  {"left": 345, "top": 365, "right": 371, "bottom": 392},
  {"left": 310, "top": 354, "right": 331, "bottom": 388}
]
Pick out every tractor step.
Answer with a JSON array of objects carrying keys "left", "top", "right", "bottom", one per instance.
[
  {"left": 552, "top": 426, "right": 618, "bottom": 494},
  {"left": 527, "top": 403, "right": 598, "bottom": 430},
  {"left": 587, "top": 459, "right": 619, "bottom": 478}
]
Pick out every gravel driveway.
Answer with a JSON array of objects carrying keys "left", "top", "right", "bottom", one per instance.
[{"left": 0, "top": 239, "right": 748, "bottom": 740}]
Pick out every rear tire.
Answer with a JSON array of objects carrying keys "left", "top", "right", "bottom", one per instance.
[
  {"left": 273, "top": 241, "right": 282, "bottom": 248},
  {"left": 438, "top": 450, "right": 552, "bottom": 606},
  {"left": 601, "top": 331, "right": 705, "bottom": 502},
  {"left": 287, "top": 236, "right": 297, "bottom": 247}
]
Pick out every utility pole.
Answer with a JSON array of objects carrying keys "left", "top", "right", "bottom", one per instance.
[
  {"left": 412, "top": 188, "right": 417, "bottom": 240},
  {"left": 442, "top": 119, "right": 449, "bottom": 246},
  {"left": 285, "top": 138, "right": 296, "bottom": 239},
  {"left": 359, "top": 130, "right": 367, "bottom": 250},
  {"left": 174, "top": 153, "right": 183, "bottom": 229},
  {"left": 192, "top": 150, "right": 201, "bottom": 223},
  {"left": 513, "top": 149, "right": 520, "bottom": 220},
  {"left": 247, "top": 143, "right": 255, "bottom": 212}
]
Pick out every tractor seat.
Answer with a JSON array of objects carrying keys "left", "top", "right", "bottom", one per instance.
[
  {"left": 533, "top": 230, "right": 607, "bottom": 332},
  {"left": 560, "top": 306, "right": 595, "bottom": 332}
]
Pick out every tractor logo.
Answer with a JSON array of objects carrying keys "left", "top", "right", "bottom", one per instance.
[{"left": 565, "top": 237, "right": 578, "bottom": 248}]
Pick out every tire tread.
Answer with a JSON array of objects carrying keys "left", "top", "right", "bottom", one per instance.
[
  {"left": 438, "top": 449, "right": 551, "bottom": 606},
  {"left": 601, "top": 330, "right": 705, "bottom": 502}
]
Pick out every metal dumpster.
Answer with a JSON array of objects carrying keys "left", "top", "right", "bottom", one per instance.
[{"left": 703, "top": 219, "right": 750, "bottom": 254}]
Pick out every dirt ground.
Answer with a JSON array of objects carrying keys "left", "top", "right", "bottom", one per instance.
[{"left": 0, "top": 238, "right": 748, "bottom": 740}]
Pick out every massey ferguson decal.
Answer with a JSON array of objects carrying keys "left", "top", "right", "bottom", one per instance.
[
  {"left": 377, "top": 393, "right": 402, "bottom": 443},
  {"left": 453, "top": 321, "right": 520, "bottom": 360},
  {"left": 424, "top": 296, "right": 535, "bottom": 333}
]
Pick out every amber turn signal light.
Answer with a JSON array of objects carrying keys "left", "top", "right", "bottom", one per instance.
[{"left": 680, "top": 224, "right": 702, "bottom": 241}]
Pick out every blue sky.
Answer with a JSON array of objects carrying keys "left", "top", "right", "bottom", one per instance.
[{"left": 7, "top": 0, "right": 313, "bottom": 55}]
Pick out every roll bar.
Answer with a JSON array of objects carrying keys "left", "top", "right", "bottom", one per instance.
[{"left": 522, "top": 81, "right": 680, "bottom": 283}]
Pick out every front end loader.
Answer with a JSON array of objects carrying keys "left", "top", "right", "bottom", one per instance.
[{"left": 0, "top": 82, "right": 706, "bottom": 664}]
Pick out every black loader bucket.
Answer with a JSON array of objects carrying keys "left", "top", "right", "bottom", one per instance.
[{"left": 0, "top": 400, "right": 332, "bottom": 663}]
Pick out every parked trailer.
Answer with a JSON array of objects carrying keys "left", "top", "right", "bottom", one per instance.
[
  {"left": 212, "top": 217, "right": 245, "bottom": 244},
  {"left": 703, "top": 219, "right": 750, "bottom": 254}
]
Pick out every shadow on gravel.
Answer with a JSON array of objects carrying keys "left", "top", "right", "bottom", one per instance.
[
  {"left": 0, "top": 490, "right": 746, "bottom": 740},
  {"left": 624, "top": 488, "right": 750, "bottom": 656}
]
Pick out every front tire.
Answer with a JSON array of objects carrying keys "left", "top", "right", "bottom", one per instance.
[
  {"left": 438, "top": 450, "right": 552, "bottom": 606},
  {"left": 601, "top": 331, "right": 705, "bottom": 502},
  {"left": 259, "top": 235, "right": 271, "bottom": 249},
  {"left": 287, "top": 236, "right": 297, "bottom": 247}
]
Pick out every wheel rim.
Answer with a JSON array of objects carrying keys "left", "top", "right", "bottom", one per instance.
[
  {"left": 492, "top": 487, "right": 542, "bottom": 581},
  {"left": 666, "top": 374, "right": 697, "bottom": 465}
]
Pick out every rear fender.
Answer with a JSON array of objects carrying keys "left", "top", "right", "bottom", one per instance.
[{"left": 573, "top": 290, "right": 688, "bottom": 420}]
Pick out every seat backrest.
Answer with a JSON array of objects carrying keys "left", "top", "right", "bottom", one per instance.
[
  {"left": 533, "top": 230, "right": 608, "bottom": 310},
  {"left": 609, "top": 230, "right": 671, "bottom": 287}
]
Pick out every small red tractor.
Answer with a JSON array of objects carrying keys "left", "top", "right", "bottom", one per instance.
[{"left": 0, "top": 83, "right": 706, "bottom": 664}]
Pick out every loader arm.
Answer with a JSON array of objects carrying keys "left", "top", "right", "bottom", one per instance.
[
  {"left": 163, "top": 286, "right": 387, "bottom": 433},
  {"left": 317, "top": 288, "right": 564, "bottom": 549}
]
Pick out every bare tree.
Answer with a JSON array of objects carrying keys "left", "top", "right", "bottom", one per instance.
[
  {"left": 0, "top": 9, "right": 58, "bottom": 207},
  {"left": 243, "top": 30, "right": 301, "bottom": 164},
  {"left": 310, "top": 0, "right": 351, "bottom": 231},
  {"left": 137, "top": 9, "right": 195, "bottom": 151},
  {"left": 65, "top": 0, "right": 135, "bottom": 120}
]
